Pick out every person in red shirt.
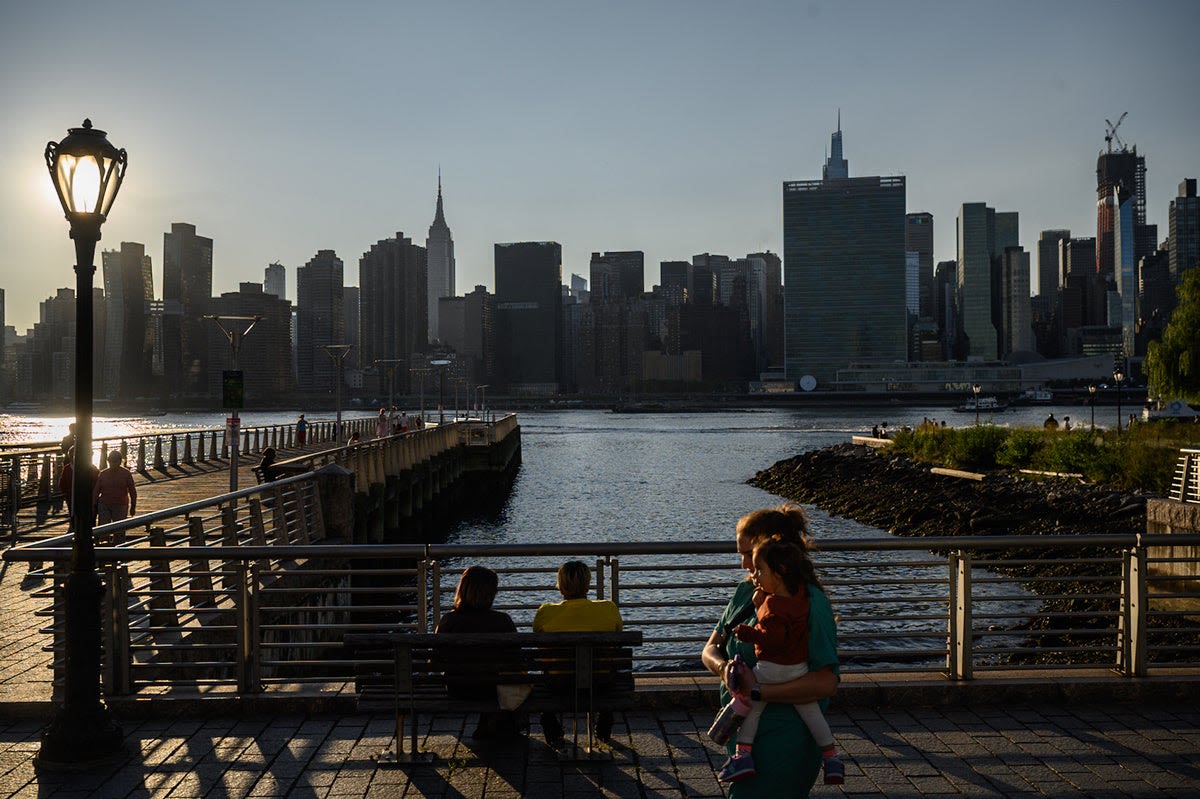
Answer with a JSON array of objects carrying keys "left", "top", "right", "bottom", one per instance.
[{"left": 720, "top": 539, "right": 845, "bottom": 785}]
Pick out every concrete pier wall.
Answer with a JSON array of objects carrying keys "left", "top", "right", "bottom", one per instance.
[{"left": 1146, "top": 498, "right": 1200, "bottom": 580}]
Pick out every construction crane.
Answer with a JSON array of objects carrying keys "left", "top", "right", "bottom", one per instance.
[{"left": 1105, "top": 112, "right": 1128, "bottom": 153}]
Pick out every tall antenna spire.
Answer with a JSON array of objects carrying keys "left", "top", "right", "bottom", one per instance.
[{"left": 433, "top": 167, "right": 446, "bottom": 226}]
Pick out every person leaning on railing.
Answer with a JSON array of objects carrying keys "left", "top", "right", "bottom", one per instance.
[{"left": 700, "top": 504, "right": 840, "bottom": 798}]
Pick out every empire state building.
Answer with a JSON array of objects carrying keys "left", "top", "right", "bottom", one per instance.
[{"left": 426, "top": 173, "right": 455, "bottom": 343}]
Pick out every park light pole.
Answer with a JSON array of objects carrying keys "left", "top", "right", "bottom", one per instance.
[
  {"left": 410, "top": 367, "right": 429, "bottom": 424},
  {"left": 476, "top": 384, "right": 489, "bottom": 422},
  {"left": 373, "top": 358, "right": 405, "bottom": 419},
  {"left": 1113, "top": 368, "right": 1125, "bottom": 433},
  {"left": 431, "top": 358, "right": 452, "bottom": 425},
  {"left": 972, "top": 383, "right": 981, "bottom": 427},
  {"left": 206, "top": 315, "right": 260, "bottom": 494},
  {"left": 321, "top": 344, "right": 352, "bottom": 444},
  {"left": 40, "top": 119, "right": 127, "bottom": 768},
  {"left": 1089, "top": 384, "right": 1097, "bottom": 432}
]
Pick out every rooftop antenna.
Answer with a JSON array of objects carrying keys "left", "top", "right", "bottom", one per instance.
[{"left": 1104, "top": 111, "right": 1127, "bottom": 153}]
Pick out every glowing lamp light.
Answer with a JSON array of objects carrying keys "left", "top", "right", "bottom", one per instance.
[{"left": 44, "top": 119, "right": 127, "bottom": 225}]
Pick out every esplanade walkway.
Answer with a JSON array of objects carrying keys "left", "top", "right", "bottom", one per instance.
[{"left": 1, "top": 426, "right": 1198, "bottom": 797}]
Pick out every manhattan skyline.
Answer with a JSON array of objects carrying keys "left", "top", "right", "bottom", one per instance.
[{"left": 2, "top": 0, "right": 1197, "bottom": 334}]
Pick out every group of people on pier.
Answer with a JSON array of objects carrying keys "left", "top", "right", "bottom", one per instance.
[
  {"left": 57, "top": 426, "right": 138, "bottom": 527},
  {"left": 441, "top": 503, "right": 845, "bottom": 797}
]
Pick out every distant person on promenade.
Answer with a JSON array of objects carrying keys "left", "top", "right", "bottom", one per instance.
[
  {"left": 93, "top": 450, "right": 137, "bottom": 525},
  {"left": 1063, "top": 416, "right": 1072, "bottom": 432},
  {"left": 1044, "top": 413, "right": 1059, "bottom": 430},
  {"left": 435, "top": 565, "right": 520, "bottom": 739},
  {"left": 532, "top": 560, "right": 623, "bottom": 744},
  {"left": 701, "top": 504, "right": 839, "bottom": 798},
  {"left": 721, "top": 539, "right": 844, "bottom": 785},
  {"left": 59, "top": 423, "right": 76, "bottom": 458},
  {"left": 296, "top": 413, "right": 308, "bottom": 445},
  {"left": 376, "top": 408, "right": 389, "bottom": 438},
  {"left": 57, "top": 446, "right": 97, "bottom": 519}
]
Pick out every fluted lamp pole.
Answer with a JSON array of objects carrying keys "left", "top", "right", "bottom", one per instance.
[
  {"left": 972, "top": 383, "right": 981, "bottom": 427},
  {"left": 1114, "top": 368, "right": 1125, "bottom": 433},
  {"left": 40, "top": 119, "right": 127, "bottom": 768}
]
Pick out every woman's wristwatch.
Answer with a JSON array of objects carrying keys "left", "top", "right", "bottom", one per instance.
[{"left": 750, "top": 685, "right": 762, "bottom": 702}]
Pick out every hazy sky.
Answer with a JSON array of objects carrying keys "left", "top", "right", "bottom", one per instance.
[{"left": 2, "top": 0, "right": 1197, "bottom": 333}]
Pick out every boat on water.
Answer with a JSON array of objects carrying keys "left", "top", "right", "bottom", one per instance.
[
  {"left": 954, "top": 396, "right": 1008, "bottom": 413},
  {"left": 1013, "top": 388, "right": 1053, "bottom": 405},
  {"left": 1143, "top": 398, "right": 1199, "bottom": 422}
]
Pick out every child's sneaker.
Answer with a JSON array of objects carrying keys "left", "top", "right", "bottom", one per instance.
[
  {"left": 717, "top": 751, "right": 757, "bottom": 783},
  {"left": 823, "top": 754, "right": 846, "bottom": 785}
]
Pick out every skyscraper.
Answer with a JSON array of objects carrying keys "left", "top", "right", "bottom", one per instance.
[
  {"left": 494, "top": 242, "right": 561, "bottom": 394},
  {"left": 426, "top": 174, "right": 455, "bottom": 344},
  {"left": 359, "top": 232, "right": 427, "bottom": 391},
  {"left": 101, "top": 242, "right": 155, "bottom": 400},
  {"left": 822, "top": 112, "right": 848, "bottom": 181},
  {"left": 905, "top": 212, "right": 934, "bottom": 319},
  {"left": 589, "top": 251, "right": 644, "bottom": 302},
  {"left": 784, "top": 121, "right": 906, "bottom": 386},
  {"left": 264, "top": 262, "right": 286, "bottom": 299},
  {"left": 1169, "top": 178, "right": 1199, "bottom": 283},
  {"left": 1096, "top": 147, "right": 1147, "bottom": 281},
  {"left": 956, "top": 203, "right": 1018, "bottom": 360},
  {"left": 206, "top": 283, "right": 295, "bottom": 402},
  {"left": 162, "top": 222, "right": 213, "bottom": 397},
  {"left": 296, "top": 250, "right": 345, "bottom": 393},
  {"left": 1036, "top": 230, "right": 1070, "bottom": 298}
]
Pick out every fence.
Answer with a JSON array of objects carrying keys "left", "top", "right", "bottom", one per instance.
[{"left": 6, "top": 465, "right": 1199, "bottom": 699}]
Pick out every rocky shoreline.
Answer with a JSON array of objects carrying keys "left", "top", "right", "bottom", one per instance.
[{"left": 748, "top": 443, "right": 1169, "bottom": 665}]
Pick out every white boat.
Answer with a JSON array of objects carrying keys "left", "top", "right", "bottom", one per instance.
[
  {"left": 1143, "top": 398, "right": 1199, "bottom": 422},
  {"left": 954, "top": 396, "right": 1008, "bottom": 413},
  {"left": 1016, "top": 388, "right": 1053, "bottom": 405}
]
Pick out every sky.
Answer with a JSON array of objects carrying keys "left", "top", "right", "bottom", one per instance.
[{"left": 2, "top": 0, "right": 1197, "bottom": 334}]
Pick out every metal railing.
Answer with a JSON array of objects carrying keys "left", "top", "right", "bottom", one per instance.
[
  {"left": 0, "top": 416, "right": 376, "bottom": 543},
  {"left": 6, "top": 468, "right": 1199, "bottom": 698}
]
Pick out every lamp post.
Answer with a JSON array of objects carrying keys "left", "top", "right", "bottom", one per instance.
[
  {"left": 1088, "top": 384, "right": 1097, "bottom": 432},
  {"left": 40, "top": 119, "right": 127, "bottom": 767},
  {"left": 206, "top": 315, "right": 260, "bottom": 494},
  {"left": 972, "top": 383, "right": 981, "bottom": 427},
  {"left": 477, "top": 384, "right": 489, "bottom": 422},
  {"left": 321, "top": 344, "right": 352, "bottom": 444},
  {"left": 373, "top": 358, "right": 405, "bottom": 419},
  {"left": 430, "top": 359, "right": 452, "bottom": 425},
  {"left": 1113, "top": 368, "right": 1125, "bottom": 433},
  {"left": 410, "top": 367, "right": 429, "bottom": 424}
]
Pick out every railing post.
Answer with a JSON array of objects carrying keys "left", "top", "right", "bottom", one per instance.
[
  {"left": 197, "top": 431, "right": 206, "bottom": 463},
  {"left": 609, "top": 557, "right": 620, "bottom": 607},
  {"left": 948, "top": 550, "right": 973, "bottom": 680},
  {"left": 154, "top": 436, "right": 165, "bottom": 470},
  {"left": 103, "top": 563, "right": 131, "bottom": 696},
  {"left": 183, "top": 433, "right": 193, "bottom": 465},
  {"left": 420, "top": 559, "right": 432, "bottom": 632},
  {"left": 7, "top": 457, "right": 19, "bottom": 545},
  {"left": 137, "top": 438, "right": 147, "bottom": 472},
  {"left": 1120, "top": 546, "right": 1149, "bottom": 677},
  {"left": 594, "top": 557, "right": 606, "bottom": 600},
  {"left": 235, "top": 561, "right": 261, "bottom": 694},
  {"left": 168, "top": 435, "right": 179, "bottom": 468}
]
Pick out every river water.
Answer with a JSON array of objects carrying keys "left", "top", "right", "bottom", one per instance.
[{"left": 3, "top": 403, "right": 1053, "bottom": 666}]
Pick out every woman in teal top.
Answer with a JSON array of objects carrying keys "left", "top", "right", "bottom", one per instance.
[{"left": 701, "top": 505, "right": 840, "bottom": 798}]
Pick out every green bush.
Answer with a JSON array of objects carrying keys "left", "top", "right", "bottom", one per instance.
[
  {"left": 996, "top": 429, "right": 1045, "bottom": 469},
  {"left": 947, "top": 425, "right": 1009, "bottom": 470}
]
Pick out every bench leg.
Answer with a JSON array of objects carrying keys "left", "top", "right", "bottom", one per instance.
[{"left": 375, "top": 711, "right": 438, "bottom": 766}]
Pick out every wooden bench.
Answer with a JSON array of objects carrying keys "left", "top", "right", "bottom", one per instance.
[{"left": 344, "top": 630, "right": 643, "bottom": 764}]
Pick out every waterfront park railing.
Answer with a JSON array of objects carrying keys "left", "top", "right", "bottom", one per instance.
[
  {"left": 0, "top": 415, "right": 376, "bottom": 544},
  {"left": 4, "top": 466, "right": 1199, "bottom": 700}
]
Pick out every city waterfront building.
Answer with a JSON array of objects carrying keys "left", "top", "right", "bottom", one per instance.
[
  {"left": 905, "top": 212, "right": 934, "bottom": 319},
  {"left": 1036, "top": 230, "right": 1070, "bottom": 299},
  {"left": 494, "top": 242, "right": 562, "bottom": 395},
  {"left": 934, "top": 260, "right": 956, "bottom": 360},
  {"left": 822, "top": 112, "right": 849, "bottom": 181},
  {"left": 689, "top": 254, "right": 723, "bottom": 307},
  {"left": 426, "top": 175, "right": 455, "bottom": 344},
  {"left": 1000, "top": 246, "right": 1033, "bottom": 355},
  {"left": 1137, "top": 246, "right": 1172, "bottom": 350},
  {"left": 296, "top": 249, "right": 346, "bottom": 395},
  {"left": 1096, "top": 147, "right": 1156, "bottom": 283},
  {"left": 589, "top": 251, "right": 647, "bottom": 395},
  {"left": 101, "top": 242, "right": 155, "bottom": 401},
  {"left": 956, "top": 203, "right": 1017, "bottom": 361},
  {"left": 162, "top": 222, "right": 213, "bottom": 398},
  {"left": 438, "top": 284, "right": 492, "bottom": 388},
  {"left": 264, "top": 262, "right": 286, "bottom": 300},
  {"left": 659, "top": 261, "right": 690, "bottom": 306},
  {"left": 784, "top": 120, "right": 906, "bottom": 387},
  {"left": 359, "top": 233, "right": 427, "bottom": 394},
  {"left": 747, "top": 251, "right": 783, "bottom": 369},
  {"left": 589, "top": 251, "right": 644, "bottom": 302},
  {"left": 205, "top": 283, "right": 296, "bottom": 403},
  {"left": 1169, "top": 178, "right": 1199, "bottom": 283},
  {"left": 1114, "top": 191, "right": 1137, "bottom": 356}
]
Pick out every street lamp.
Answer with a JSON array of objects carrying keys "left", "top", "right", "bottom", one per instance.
[
  {"left": 1088, "top": 384, "right": 1097, "bottom": 432},
  {"left": 1113, "top": 368, "right": 1125, "bottom": 433},
  {"left": 206, "top": 315, "right": 260, "bottom": 494},
  {"left": 321, "top": 344, "right": 353, "bottom": 443},
  {"left": 476, "top": 384, "right": 489, "bottom": 422},
  {"left": 373, "top": 358, "right": 405, "bottom": 420},
  {"left": 972, "top": 383, "right": 981, "bottom": 427},
  {"left": 410, "top": 367, "right": 429, "bottom": 424},
  {"left": 41, "top": 119, "right": 127, "bottom": 767},
  {"left": 431, "top": 358, "right": 452, "bottom": 425}
]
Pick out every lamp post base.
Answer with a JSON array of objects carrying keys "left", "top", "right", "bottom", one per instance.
[{"left": 35, "top": 702, "right": 124, "bottom": 771}]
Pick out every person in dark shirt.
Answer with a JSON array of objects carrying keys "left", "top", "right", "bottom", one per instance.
[{"left": 435, "top": 565, "right": 520, "bottom": 739}]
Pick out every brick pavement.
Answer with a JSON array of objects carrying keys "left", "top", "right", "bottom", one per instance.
[{"left": 0, "top": 700, "right": 1196, "bottom": 798}]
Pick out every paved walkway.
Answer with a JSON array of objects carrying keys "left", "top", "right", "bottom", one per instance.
[{"left": 1, "top": 699, "right": 1197, "bottom": 798}]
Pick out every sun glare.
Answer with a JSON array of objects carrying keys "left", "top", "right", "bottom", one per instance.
[{"left": 60, "top": 155, "right": 102, "bottom": 213}]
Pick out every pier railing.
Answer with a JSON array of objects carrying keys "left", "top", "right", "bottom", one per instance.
[
  {"left": 6, "top": 474, "right": 1199, "bottom": 699},
  {"left": 1172, "top": 448, "right": 1200, "bottom": 504}
]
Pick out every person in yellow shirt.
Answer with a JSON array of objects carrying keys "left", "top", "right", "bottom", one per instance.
[{"left": 532, "top": 560, "right": 622, "bottom": 744}]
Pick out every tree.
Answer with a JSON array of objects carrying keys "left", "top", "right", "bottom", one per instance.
[{"left": 1145, "top": 268, "right": 1200, "bottom": 404}]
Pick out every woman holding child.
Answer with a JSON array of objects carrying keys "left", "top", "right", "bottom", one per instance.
[{"left": 700, "top": 504, "right": 841, "bottom": 798}]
